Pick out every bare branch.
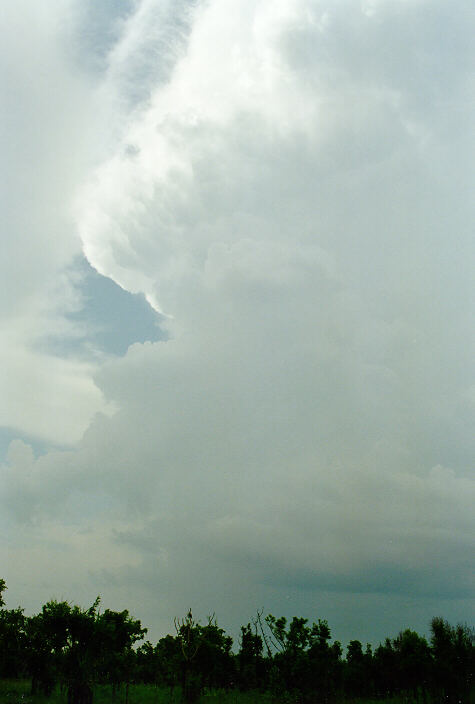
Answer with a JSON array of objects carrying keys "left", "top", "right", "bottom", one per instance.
[{"left": 255, "top": 608, "right": 278, "bottom": 657}]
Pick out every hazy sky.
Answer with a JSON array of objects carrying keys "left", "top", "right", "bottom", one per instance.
[{"left": 1, "top": 0, "right": 473, "bottom": 648}]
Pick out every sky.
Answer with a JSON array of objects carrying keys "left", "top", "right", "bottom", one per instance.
[{"left": 1, "top": 0, "right": 474, "bottom": 649}]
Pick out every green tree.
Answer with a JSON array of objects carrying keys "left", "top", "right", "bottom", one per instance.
[
  {"left": 237, "top": 623, "right": 264, "bottom": 691},
  {"left": 392, "top": 629, "right": 431, "bottom": 701},
  {"left": 135, "top": 641, "right": 159, "bottom": 685},
  {"left": 264, "top": 614, "right": 342, "bottom": 702},
  {"left": 344, "top": 639, "right": 374, "bottom": 698},
  {"left": 373, "top": 638, "right": 398, "bottom": 698},
  {"left": 172, "top": 610, "right": 233, "bottom": 702},
  {"left": 25, "top": 602, "right": 70, "bottom": 696},
  {"left": 194, "top": 618, "right": 233, "bottom": 691},
  {"left": 265, "top": 615, "right": 311, "bottom": 697},
  {"left": 0, "top": 607, "right": 27, "bottom": 678},
  {"left": 156, "top": 633, "right": 183, "bottom": 693},
  {"left": 174, "top": 610, "right": 205, "bottom": 703},
  {"left": 24, "top": 597, "right": 145, "bottom": 704},
  {"left": 97, "top": 608, "right": 146, "bottom": 701},
  {"left": 0, "top": 580, "right": 28, "bottom": 679},
  {"left": 430, "top": 617, "right": 474, "bottom": 704},
  {"left": 307, "top": 620, "right": 343, "bottom": 702}
]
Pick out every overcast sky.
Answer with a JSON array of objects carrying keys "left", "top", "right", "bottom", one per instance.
[{"left": 1, "top": 0, "right": 473, "bottom": 648}]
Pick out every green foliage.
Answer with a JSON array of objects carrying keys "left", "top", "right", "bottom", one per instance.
[
  {"left": 19, "top": 596, "right": 145, "bottom": 704},
  {"left": 97, "top": 607, "right": 147, "bottom": 689},
  {"left": 0, "top": 606, "right": 27, "bottom": 678},
  {"left": 392, "top": 629, "right": 431, "bottom": 697},
  {"left": 172, "top": 611, "right": 234, "bottom": 703},
  {"left": 0, "top": 581, "right": 6, "bottom": 609},
  {"left": 237, "top": 623, "right": 264, "bottom": 691},
  {"left": 344, "top": 639, "right": 373, "bottom": 698},
  {"left": 263, "top": 613, "right": 343, "bottom": 701},
  {"left": 373, "top": 638, "right": 398, "bottom": 698},
  {"left": 430, "top": 617, "right": 474, "bottom": 704},
  {"left": 0, "top": 581, "right": 28, "bottom": 680},
  {"left": 0, "top": 579, "right": 473, "bottom": 704},
  {"left": 156, "top": 635, "right": 183, "bottom": 690}
]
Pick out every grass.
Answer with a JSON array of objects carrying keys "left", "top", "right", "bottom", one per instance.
[
  {"left": 2, "top": 681, "right": 453, "bottom": 704},
  {"left": 0, "top": 681, "right": 279, "bottom": 704}
]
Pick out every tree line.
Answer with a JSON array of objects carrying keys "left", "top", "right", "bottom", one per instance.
[{"left": 0, "top": 579, "right": 473, "bottom": 704}]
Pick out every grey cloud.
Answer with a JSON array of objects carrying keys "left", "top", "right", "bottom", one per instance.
[{"left": 1, "top": 0, "right": 473, "bottom": 646}]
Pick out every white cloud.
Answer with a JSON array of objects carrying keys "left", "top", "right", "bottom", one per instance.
[
  {"left": 0, "top": 0, "right": 117, "bottom": 444},
  {"left": 1, "top": 0, "right": 473, "bottom": 644}
]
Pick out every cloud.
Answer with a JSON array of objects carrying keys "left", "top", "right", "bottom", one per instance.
[
  {"left": 0, "top": 0, "right": 115, "bottom": 445},
  {"left": 1, "top": 0, "right": 473, "bottom": 645},
  {"left": 0, "top": 1, "right": 168, "bottom": 445}
]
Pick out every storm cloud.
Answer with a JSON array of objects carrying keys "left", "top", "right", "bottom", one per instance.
[{"left": 1, "top": 0, "right": 473, "bottom": 646}]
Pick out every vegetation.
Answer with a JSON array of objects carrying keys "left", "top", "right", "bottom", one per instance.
[{"left": 0, "top": 580, "right": 473, "bottom": 704}]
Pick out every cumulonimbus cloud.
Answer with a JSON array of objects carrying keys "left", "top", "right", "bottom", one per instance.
[{"left": 2, "top": 0, "right": 473, "bottom": 642}]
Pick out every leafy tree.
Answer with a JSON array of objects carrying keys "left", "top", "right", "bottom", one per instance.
[
  {"left": 25, "top": 598, "right": 102, "bottom": 703},
  {"left": 194, "top": 618, "right": 233, "bottom": 691},
  {"left": 344, "top": 639, "right": 374, "bottom": 698},
  {"left": 265, "top": 615, "right": 311, "bottom": 697},
  {"left": 0, "top": 580, "right": 28, "bottom": 679},
  {"left": 97, "top": 607, "right": 146, "bottom": 700},
  {"left": 0, "top": 607, "right": 27, "bottom": 678},
  {"left": 373, "top": 638, "right": 398, "bottom": 698},
  {"left": 307, "top": 620, "right": 343, "bottom": 702},
  {"left": 62, "top": 600, "right": 101, "bottom": 704},
  {"left": 264, "top": 614, "right": 342, "bottom": 702},
  {"left": 24, "top": 597, "right": 145, "bottom": 704},
  {"left": 237, "top": 623, "right": 264, "bottom": 691},
  {"left": 135, "top": 641, "right": 159, "bottom": 685},
  {"left": 392, "top": 629, "right": 431, "bottom": 700},
  {"left": 172, "top": 610, "right": 234, "bottom": 702},
  {"left": 430, "top": 617, "right": 474, "bottom": 704},
  {"left": 174, "top": 610, "right": 206, "bottom": 703},
  {"left": 156, "top": 634, "right": 183, "bottom": 692},
  {"left": 25, "top": 602, "right": 70, "bottom": 696}
]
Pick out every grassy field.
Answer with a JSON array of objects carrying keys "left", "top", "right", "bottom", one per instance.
[
  {"left": 0, "top": 681, "right": 280, "bottom": 704},
  {"left": 1, "top": 680, "right": 445, "bottom": 704}
]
